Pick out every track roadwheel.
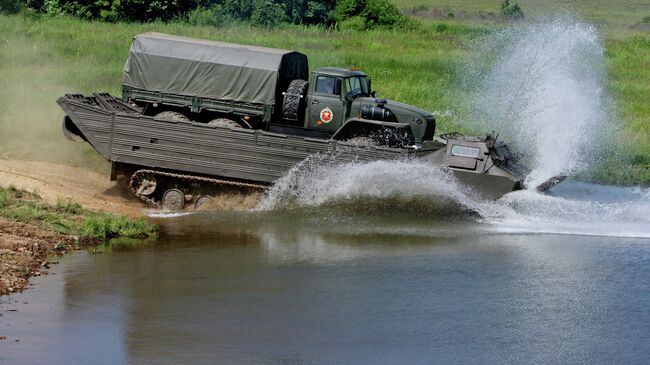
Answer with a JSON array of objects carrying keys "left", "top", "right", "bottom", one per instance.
[
  {"left": 162, "top": 189, "right": 185, "bottom": 211},
  {"left": 194, "top": 195, "right": 214, "bottom": 210},
  {"left": 208, "top": 118, "right": 241, "bottom": 128},
  {"left": 282, "top": 79, "right": 308, "bottom": 122},
  {"left": 154, "top": 111, "right": 190, "bottom": 122}
]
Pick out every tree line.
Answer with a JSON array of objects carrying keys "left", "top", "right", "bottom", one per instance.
[{"left": 1, "top": 0, "right": 411, "bottom": 29}]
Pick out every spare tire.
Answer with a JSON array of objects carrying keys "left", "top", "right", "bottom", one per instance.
[
  {"left": 282, "top": 79, "right": 308, "bottom": 122},
  {"left": 154, "top": 111, "right": 190, "bottom": 123},
  {"left": 208, "top": 118, "right": 241, "bottom": 129}
]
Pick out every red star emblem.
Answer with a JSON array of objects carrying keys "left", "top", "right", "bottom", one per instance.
[{"left": 320, "top": 107, "right": 333, "bottom": 123}]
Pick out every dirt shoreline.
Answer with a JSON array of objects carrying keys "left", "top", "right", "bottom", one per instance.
[
  {"left": 0, "top": 159, "right": 149, "bottom": 295},
  {"left": 0, "top": 217, "right": 78, "bottom": 295},
  {"left": 0, "top": 159, "right": 145, "bottom": 218}
]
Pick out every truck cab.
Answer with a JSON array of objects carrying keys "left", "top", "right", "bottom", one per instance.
[{"left": 302, "top": 68, "right": 436, "bottom": 144}]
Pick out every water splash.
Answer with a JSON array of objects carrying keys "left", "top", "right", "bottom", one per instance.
[
  {"left": 258, "top": 155, "right": 491, "bottom": 217},
  {"left": 465, "top": 16, "right": 616, "bottom": 187},
  {"left": 488, "top": 184, "right": 650, "bottom": 238}
]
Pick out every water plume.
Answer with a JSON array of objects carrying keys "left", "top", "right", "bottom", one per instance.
[
  {"left": 257, "top": 155, "right": 488, "bottom": 218},
  {"left": 464, "top": 16, "right": 617, "bottom": 187}
]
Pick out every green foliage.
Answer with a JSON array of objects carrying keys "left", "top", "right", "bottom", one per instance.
[
  {"left": 41, "top": 0, "right": 199, "bottom": 22},
  {"left": 0, "top": 0, "right": 22, "bottom": 14},
  {"left": 221, "top": 0, "right": 334, "bottom": 26},
  {"left": 0, "top": 188, "right": 13, "bottom": 207},
  {"left": 186, "top": 5, "right": 229, "bottom": 27},
  {"left": 500, "top": 0, "right": 523, "bottom": 19},
  {"left": 338, "top": 15, "right": 365, "bottom": 31},
  {"left": 251, "top": 0, "right": 287, "bottom": 27},
  {"left": 0, "top": 185, "right": 158, "bottom": 239},
  {"left": 334, "top": 0, "right": 412, "bottom": 30},
  {"left": 55, "top": 198, "right": 84, "bottom": 214},
  {"left": 303, "top": 0, "right": 331, "bottom": 24},
  {"left": 641, "top": 16, "right": 650, "bottom": 24},
  {"left": 81, "top": 214, "right": 158, "bottom": 239},
  {"left": 35, "top": 0, "right": 335, "bottom": 25}
]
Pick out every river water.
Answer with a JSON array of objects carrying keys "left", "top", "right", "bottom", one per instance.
[{"left": 1, "top": 182, "right": 650, "bottom": 364}]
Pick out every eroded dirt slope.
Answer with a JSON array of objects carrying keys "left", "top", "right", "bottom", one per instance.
[{"left": 0, "top": 159, "right": 144, "bottom": 217}]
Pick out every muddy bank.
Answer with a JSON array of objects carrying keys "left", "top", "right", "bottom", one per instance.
[
  {"left": 0, "top": 172, "right": 158, "bottom": 296},
  {"left": 0, "top": 159, "right": 144, "bottom": 217},
  {"left": 0, "top": 217, "right": 77, "bottom": 295}
]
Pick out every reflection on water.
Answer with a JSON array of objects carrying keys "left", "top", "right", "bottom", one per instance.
[{"left": 2, "top": 206, "right": 650, "bottom": 364}]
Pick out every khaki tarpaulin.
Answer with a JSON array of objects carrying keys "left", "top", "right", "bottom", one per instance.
[{"left": 122, "top": 32, "right": 308, "bottom": 106}]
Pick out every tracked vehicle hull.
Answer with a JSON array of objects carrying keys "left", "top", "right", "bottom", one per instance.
[{"left": 58, "top": 93, "right": 528, "bottom": 209}]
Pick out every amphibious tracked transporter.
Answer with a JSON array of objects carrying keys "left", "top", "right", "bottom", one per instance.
[{"left": 58, "top": 33, "right": 541, "bottom": 210}]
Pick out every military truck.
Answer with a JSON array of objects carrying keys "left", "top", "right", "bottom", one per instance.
[
  {"left": 120, "top": 32, "right": 432, "bottom": 145},
  {"left": 58, "top": 32, "right": 553, "bottom": 210}
]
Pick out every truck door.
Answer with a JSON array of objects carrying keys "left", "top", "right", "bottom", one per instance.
[{"left": 305, "top": 75, "right": 346, "bottom": 132}]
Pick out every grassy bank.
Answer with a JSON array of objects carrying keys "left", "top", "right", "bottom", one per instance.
[
  {"left": 0, "top": 185, "right": 157, "bottom": 240},
  {"left": 0, "top": 14, "right": 648, "bottom": 184},
  {"left": 0, "top": 184, "right": 157, "bottom": 294}
]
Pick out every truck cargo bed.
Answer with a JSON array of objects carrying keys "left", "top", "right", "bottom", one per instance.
[{"left": 57, "top": 93, "right": 411, "bottom": 185}]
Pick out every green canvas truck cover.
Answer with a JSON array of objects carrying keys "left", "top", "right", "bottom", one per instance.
[{"left": 122, "top": 32, "right": 308, "bottom": 106}]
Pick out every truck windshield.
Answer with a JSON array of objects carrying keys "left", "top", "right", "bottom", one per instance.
[{"left": 345, "top": 76, "right": 370, "bottom": 98}]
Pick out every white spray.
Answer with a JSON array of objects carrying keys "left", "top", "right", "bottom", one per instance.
[{"left": 466, "top": 16, "right": 616, "bottom": 187}]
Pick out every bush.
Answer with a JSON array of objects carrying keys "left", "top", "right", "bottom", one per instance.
[
  {"left": 186, "top": 5, "right": 230, "bottom": 27},
  {"left": 251, "top": 0, "right": 287, "bottom": 27},
  {"left": 338, "top": 15, "right": 365, "bottom": 31},
  {"left": 642, "top": 16, "right": 650, "bottom": 24},
  {"left": 500, "top": 0, "right": 523, "bottom": 19},
  {"left": 333, "top": 0, "right": 412, "bottom": 30}
]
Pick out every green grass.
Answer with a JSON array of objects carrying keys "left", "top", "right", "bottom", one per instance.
[
  {"left": 80, "top": 213, "right": 158, "bottom": 239},
  {"left": 394, "top": 0, "right": 650, "bottom": 38},
  {"left": 0, "top": 185, "right": 158, "bottom": 240},
  {"left": 0, "top": 14, "right": 648, "bottom": 184}
]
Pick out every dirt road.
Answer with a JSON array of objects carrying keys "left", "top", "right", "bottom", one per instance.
[{"left": 0, "top": 159, "right": 144, "bottom": 217}]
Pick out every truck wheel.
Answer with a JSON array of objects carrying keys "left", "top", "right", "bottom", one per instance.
[
  {"left": 208, "top": 118, "right": 241, "bottom": 129},
  {"left": 154, "top": 111, "right": 190, "bottom": 122},
  {"left": 282, "top": 79, "right": 308, "bottom": 122}
]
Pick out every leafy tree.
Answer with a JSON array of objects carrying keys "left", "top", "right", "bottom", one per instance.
[
  {"left": 250, "top": 0, "right": 286, "bottom": 27},
  {"left": 11, "top": 0, "right": 337, "bottom": 27},
  {"left": 41, "top": 0, "right": 200, "bottom": 21}
]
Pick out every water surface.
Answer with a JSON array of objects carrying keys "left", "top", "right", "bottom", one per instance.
[{"left": 2, "top": 191, "right": 650, "bottom": 364}]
